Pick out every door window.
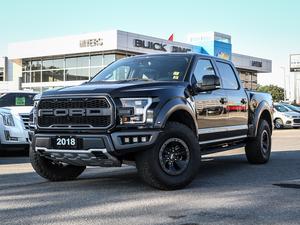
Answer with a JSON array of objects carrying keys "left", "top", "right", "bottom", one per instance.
[
  {"left": 194, "top": 59, "right": 216, "bottom": 83},
  {"left": 216, "top": 62, "right": 239, "bottom": 90}
]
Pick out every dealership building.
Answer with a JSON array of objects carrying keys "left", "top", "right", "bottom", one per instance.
[{"left": 1, "top": 30, "right": 272, "bottom": 92}]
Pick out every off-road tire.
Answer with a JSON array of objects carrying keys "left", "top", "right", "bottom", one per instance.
[
  {"left": 30, "top": 147, "right": 86, "bottom": 181},
  {"left": 135, "top": 122, "right": 201, "bottom": 190},
  {"left": 245, "top": 119, "right": 271, "bottom": 164}
]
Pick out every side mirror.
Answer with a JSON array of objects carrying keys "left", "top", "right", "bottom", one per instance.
[{"left": 196, "top": 75, "right": 221, "bottom": 92}]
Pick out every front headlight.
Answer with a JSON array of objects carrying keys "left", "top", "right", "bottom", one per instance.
[
  {"left": 33, "top": 93, "right": 41, "bottom": 108},
  {"left": 1, "top": 113, "right": 15, "bottom": 126},
  {"left": 119, "top": 98, "right": 153, "bottom": 124}
]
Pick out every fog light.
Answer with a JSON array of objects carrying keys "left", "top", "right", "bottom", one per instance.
[
  {"left": 141, "top": 136, "right": 147, "bottom": 142},
  {"left": 124, "top": 137, "right": 130, "bottom": 144},
  {"left": 132, "top": 137, "right": 138, "bottom": 143},
  {"left": 4, "top": 130, "right": 18, "bottom": 141}
]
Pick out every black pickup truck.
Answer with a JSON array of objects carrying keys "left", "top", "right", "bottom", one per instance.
[{"left": 29, "top": 53, "right": 273, "bottom": 190}]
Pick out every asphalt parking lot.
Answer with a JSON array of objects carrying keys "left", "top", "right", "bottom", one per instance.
[{"left": 0, "top": 129, "right": 299, "bottom": 225}]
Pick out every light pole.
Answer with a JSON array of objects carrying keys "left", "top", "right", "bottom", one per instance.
[{"left": 280, "top": 66, "right": 286, "bottom": 101}]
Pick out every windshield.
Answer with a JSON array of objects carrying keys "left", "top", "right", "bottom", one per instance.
[
  {"left": 274, "top": 105, "right": 290, "bottom": 112},
  {"left": 0, "top": 93, "right": 36, "bottom": 107},
  {"left": 90, "top": 55, "right": 192, "bottom": 82},
  {"left": 284, "top": 104, "right": 300, "bottom": 111}
]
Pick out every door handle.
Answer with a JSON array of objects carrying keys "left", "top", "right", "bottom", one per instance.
[
  {"left": 241, "top": 98, "right": 247, "bottom": 104},
  {"left": 220, "top": 97, "right": 228, "bottom": 104}
]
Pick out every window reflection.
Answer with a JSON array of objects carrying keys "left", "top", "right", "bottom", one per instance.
[
  {"left": 22, "top": 72, "right": 30, "bottom": 83},
  {"left": 77, "top": 56, "right": 89, "bottom": 68},
  {"left": 53, "top": 59, "right": 64, "bottom": 69},
  {"left": 90, "top": 67, "right": 102, "bottom": 77},
  {"left": 31, "top": 60, "right": 41, "bottom": 70},
  {"left": 103, "top": 55, "right": 115, "bottom": 65},
  {"left": 32, "top": 71, "right": 41, "bottom": 82},
  {"left": 66, "top": 56, "right": 89, "bottom": 68},
  {"left": 42, "top": 70, "right": 64, "bottom": 82},
  {"left": 21, "top": 54, "right": 119, "bottom": 83},
  {"left": 43, "top": 58, "right": 64, "bottom": 70},
  {"left": 66, "top": 68, "right": 89, "bottom": 81},
  {"left": 91, "top": 55, "right": 103, "bottom": 67},
  {"left": 22, "top": 60, "right": 31, "bottom": 71},
  {"left": 66, "top": 57, "right": 77, "bottom": 68}
]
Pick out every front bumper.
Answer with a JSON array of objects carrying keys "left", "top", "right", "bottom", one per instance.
[
  {"left": 282, "top": 118, "right": 300, "bottom": 128},
  {"left": 0, "top": 125, "right": 29, "bottom": 149},
  {"left": 32, "top": 130, "right": 161, "bottom": 167}
]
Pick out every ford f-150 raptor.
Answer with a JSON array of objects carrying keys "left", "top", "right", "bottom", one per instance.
[{"left": 29, "top": 53, "right": 273, "bottom": 190}]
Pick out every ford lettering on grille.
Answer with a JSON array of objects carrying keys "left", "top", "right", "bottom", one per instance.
[
  {"left": 37, "top": 97, "right": 113, "bottom": 129},
  {"left": 38, "top": 108, "right": 110, "bottom": 117}
]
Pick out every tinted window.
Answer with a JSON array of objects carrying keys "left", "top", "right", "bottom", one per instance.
[
  {"left": 0, "top": 93, "right": 36, "bottom": 107},
  {"left": 194, "top": 59, "right": 216, "bottom": 82},
  {"left": 216, "top": 62, "right": 239, "bottom": 89},
  {"left": 91, "top": 55, "right": 192, "bottom": 82}
]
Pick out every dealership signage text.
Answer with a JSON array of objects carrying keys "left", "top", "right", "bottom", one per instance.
[
  {"left": 80, "top": 38, "right": 103, "bottom": 48},
  {"left": 134, "top": 39, "right": 191, "bottom": 53}
]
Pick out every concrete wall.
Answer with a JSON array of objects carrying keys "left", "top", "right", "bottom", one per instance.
[
  {"left": 0, "top": 81, "right": 19, "bottom": 91},
  {"left": 232, "top": 53, "right": 272, "bottom": 73},
  {"left": 8, "top": 30, "right": 118, "bottom": 59}
]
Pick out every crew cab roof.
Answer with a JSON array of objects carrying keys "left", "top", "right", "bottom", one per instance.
[{"left": 129, "top": 52, "right": 231, "bottom": 63}]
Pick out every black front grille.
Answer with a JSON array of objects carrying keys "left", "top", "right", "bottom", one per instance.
[
  {"left": 38, "top": 98, "right": 110, "bottom": 109},
  {"left": 294, "top": 119, "right": 300, "bottom": 123},
  {"left": 37, "top": 97, "right": 113, "bottom": 129}
]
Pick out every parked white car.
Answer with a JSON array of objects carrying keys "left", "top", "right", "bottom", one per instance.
[
  {"left": 0, "top": 91, "right": 37, "bottom": 151},
  {"left": 273, "top": 103, "right": 300, "bottom": 129}
]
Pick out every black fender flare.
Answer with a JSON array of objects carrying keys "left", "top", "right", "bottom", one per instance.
[
  {"left": 153, "top": 97, "right": 198, "bottom": 132},
  {"left": 249, "top": 100, "right": 273, "bottom": 137}
]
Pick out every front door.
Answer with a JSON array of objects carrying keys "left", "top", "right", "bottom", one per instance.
[{"left": 192, "top": 58, "right": 229, "bottom": 144}]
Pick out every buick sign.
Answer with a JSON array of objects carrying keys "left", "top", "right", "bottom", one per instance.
[
  {"left": 134, "top": 39, "right": 191, "bottom": 53},
  {"left": 134, "top": 39, "right": 167, "bottom": 51}
]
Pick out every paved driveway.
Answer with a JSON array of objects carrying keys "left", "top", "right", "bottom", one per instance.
[{"left": 0, "top": 129, "right": 299, "bottom": 225}]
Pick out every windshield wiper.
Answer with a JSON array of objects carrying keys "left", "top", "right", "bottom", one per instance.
[
  {"left": 120, "top": 78, "right": 154, "bottom": 82},
  {"left": 88, "top": 78, "right": 153, "bottom": 84}
]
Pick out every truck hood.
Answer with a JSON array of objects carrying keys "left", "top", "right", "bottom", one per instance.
[
  {"left": 1, "top": 106, "right": 33, "bottom": 115},
  {"left": 276, "top": 111, "right": 300, "bottom": 117},
  {"left": 41, "top": 81, "right": 189, "bottom": 98}
]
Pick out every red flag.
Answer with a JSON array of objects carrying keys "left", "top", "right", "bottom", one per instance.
[{"left": 168, "top": 34, "right": 174, "bottom": 41}]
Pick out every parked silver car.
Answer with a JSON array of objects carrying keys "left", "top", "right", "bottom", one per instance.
[
  {"left": 0, "top": 91, "right": 37, "bottom": 151},
  {"left": 273, "top": 103, "right": 300, "bottom": 129}
]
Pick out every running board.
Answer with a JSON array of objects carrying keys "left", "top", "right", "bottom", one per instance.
[{"left": 201, "top": 143, "right": 246, "bottom": 155}]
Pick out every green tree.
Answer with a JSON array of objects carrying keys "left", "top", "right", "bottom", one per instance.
[{"left": 257, "top": 85, "right": 284, "bottom": 102}]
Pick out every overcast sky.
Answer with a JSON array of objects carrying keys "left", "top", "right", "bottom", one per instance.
[{"left": 1, "top": 0, "right": 299, "bottom": 88}]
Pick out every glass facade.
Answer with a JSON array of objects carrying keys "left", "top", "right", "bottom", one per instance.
[
  {"left": 21, "top": 52, "right": 259, "bottom": 92},
  {"left": 238, "top": 71, "right": 257, "bottom": 90},
  {"left": 21, "top": 53, "right": 120, "bottom": 85}
]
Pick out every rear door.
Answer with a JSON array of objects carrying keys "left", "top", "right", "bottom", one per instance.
[
  {"left": 215, "top": 60, "right": 249, "bottom": 138},
  {"left": 192, "top": 57, "right": 229, "bottom": 144}
]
